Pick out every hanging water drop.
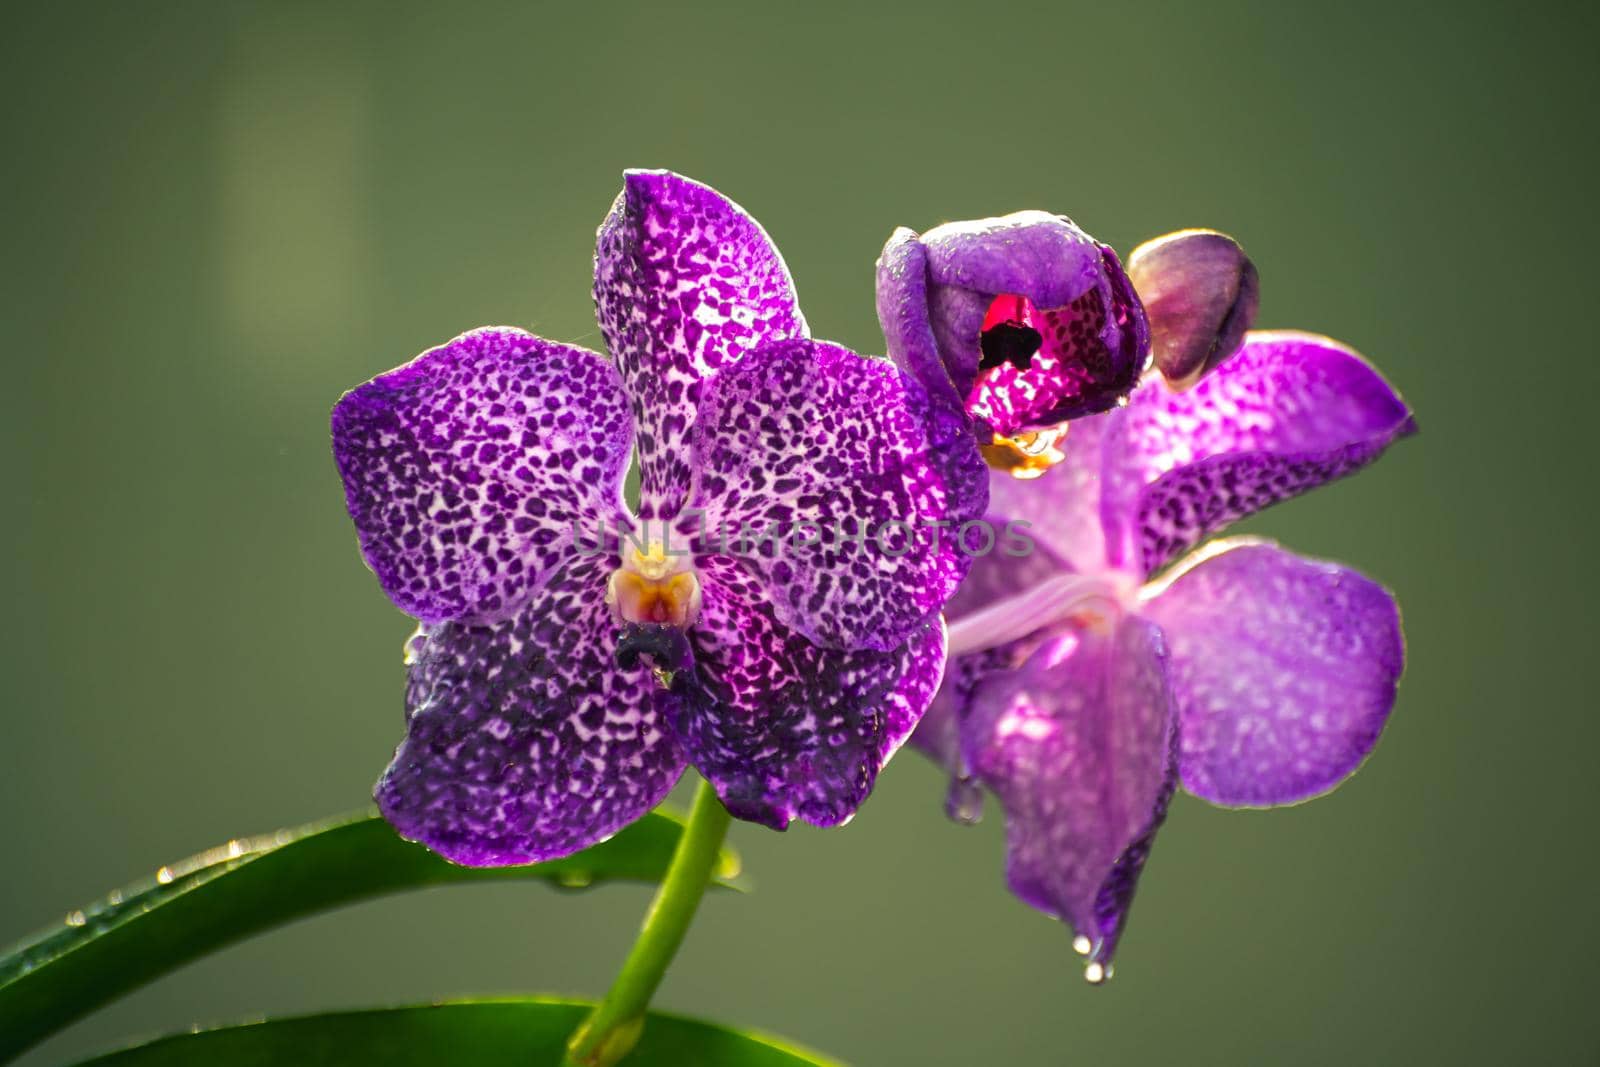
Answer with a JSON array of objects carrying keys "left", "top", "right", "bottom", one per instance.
[
  {"left": 556, "top": 868, "right": 594, "bottom": 889},
  {"left": 1072, "top": 935, "right": 1092, "bottom": 956},
  {"left": 944, "top": 775, "right": 984, "bottom": 825},
  {"left": 1084, "top": 962, "right": 1107, "bottom": 985}
]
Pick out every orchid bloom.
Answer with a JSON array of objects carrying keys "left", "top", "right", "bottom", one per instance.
[
  {"left": 875, "top": 211, "right": 1150, "bottom": 475},
  {"left": 916, "top": 330, "right": 1415, "bottom": 979},
  {"left": 331, "top": 171, "right": 985, "bottom": 864}
]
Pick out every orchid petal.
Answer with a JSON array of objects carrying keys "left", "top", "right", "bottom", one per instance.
[
  {"left": 684, "top": 338, "right": 985, "bottom": 652},
  {"left": 961, "top": 615, "right": 1176, "bottom": 968},
  {"left": 674, "top": 557, "right": 945, "bottom": 828},
  {"left": 375, "top": 555, "right": 685, "bottom": 865},
  {"left": 875, "top": 226, "right": 965, "bottom": 419},
  {"left": 594, "top": 170, "right": 808, "bottom": 518},
  {"left": 1102, "top": 331, "right": 1416, "bottom": 575},
  {"left": 331, "top": 327, "right": 632, "bottom": 625},
  {"left": 1141, "top": 539, "right": 1403, "bottom": 806}
]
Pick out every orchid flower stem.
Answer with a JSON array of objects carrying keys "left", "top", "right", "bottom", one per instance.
[{"left": 562, "top": 774, "right": 732, "bottom": 1067}]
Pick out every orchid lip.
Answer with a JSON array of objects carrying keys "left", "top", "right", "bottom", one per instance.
[{"left": 606, "top": 525, "right": 702, "bottom": 629}]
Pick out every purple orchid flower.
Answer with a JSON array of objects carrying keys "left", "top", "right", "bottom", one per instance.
[
  {"left": 917, "top": 329, "right": 1415, "bottom": 979},
  {"left": 331, "top": 170, "right": 985, "bottom": 865},
  {"left": 875, "top": 211, "right": 1151, "bottom": 472}
]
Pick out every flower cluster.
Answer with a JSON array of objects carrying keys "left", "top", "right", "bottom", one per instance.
[{"left": 332, "top": 172, "right": 1412, "bottom": 984}]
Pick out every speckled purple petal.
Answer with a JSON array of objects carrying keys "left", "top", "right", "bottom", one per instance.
[
  {"left": 1102, "top": 331, "right": 1417, "bottom": 576},
  {"left": 684, "top": 338, "right": 985, "bottom": 652},
  {"left": 594, "top": 170, "right": 808, "bottom": 518},
  {"left": 961, "top": 614, "right": 1177, "bottom": 968},
  {"left": 332, "top": 327, "right": 632, "bottom": 625},
  {"left": 375, "top": 554, "right": 685, "bottom": 865},
  {"left": 674, "top": 557, "right": 945, "bottom": 829},
  {"left": 888, "top": 212, "right": 1148, "bottom": 435},
  {"left": 1140, "top": 539, "right": 1403, "bottom": 807}
]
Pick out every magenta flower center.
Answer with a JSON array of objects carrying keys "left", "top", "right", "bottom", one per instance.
[{"left": 979, "top": 294, "right": 1045, "bottom": 372}]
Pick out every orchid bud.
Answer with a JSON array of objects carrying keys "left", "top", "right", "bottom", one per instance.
[
  {"left": 876, "top": 212, "right": 1150, "bottom": 442},
  {"left": 1126, "top": 229, "right": 1258, "bottom": 389}
]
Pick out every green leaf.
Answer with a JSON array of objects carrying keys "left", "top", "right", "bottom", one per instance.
[
  {"left": 65, "top": 999, "right": 843, "bottom": 1067},
  {"left": 0, "top": 809, "right": 743, "bottom": 1062}
]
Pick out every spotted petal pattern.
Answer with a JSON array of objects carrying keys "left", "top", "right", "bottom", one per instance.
[
  {"left": 1141, "top": 539, "right": 1403, "bottom": 806},
  {"left": 594, "top": 170, "right": 808, "bottom": 517},
  {"left": 376, "top": 555, "right": 685, "bottom": 865},
  {"left": 685, "top": 338, "right": 985, "bottom": 652},
  {"left": 674, "top": 557, "right": 946, "bottom": 829},
  {"left": 332, "top": 328, "right": 632, "bottom": 625},
  {"left": 1101, "top": 331, "right": 1416, "bottom": 575},
  {"left": 961, "top": 615, "right": 1176, "bottom": 967}
]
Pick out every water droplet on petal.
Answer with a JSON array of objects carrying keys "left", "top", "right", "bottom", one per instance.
[
  {"left": 944, "top": 776, "right": 984, "bottom": 825},
  {"left": 1084, "top": 962, "right": 1107, "bottom": 984},
  {"left": 1072, "top": 935, "right": 1092, "bottom": 956}
]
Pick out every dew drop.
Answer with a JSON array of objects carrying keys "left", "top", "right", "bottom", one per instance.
[
  {"left": 1084, "top": 962, "right": 1106, "bottom": 985},
  {"left": 556, "top": 869, "right": 594, "bottom": 889},
  {"left": 65, "top": 910, "right": 86, "bottom": 928},
  {"left": 944, "top": 776, "right": 984, "bottom": 825},
  {"left": 156, "top": 866, "right": 174, "bottom": 884},
  {"left": 1072, "top": 935, "right": 1092, "bottom": 957}
]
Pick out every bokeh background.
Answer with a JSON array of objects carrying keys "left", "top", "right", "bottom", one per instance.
[{"left": 5, "top": 2, "right": 1596, "bottom": 1064}]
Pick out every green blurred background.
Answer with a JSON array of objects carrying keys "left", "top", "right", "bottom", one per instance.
[{"left": 4, "top": 1, "right": 1595, "bottom": 1063}]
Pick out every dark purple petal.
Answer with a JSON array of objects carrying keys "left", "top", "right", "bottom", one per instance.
[
  {"left": 1127, "top": 229, "right": 1259, "bottom": 388},
  {"left": 594, "top": 170, "right": 808, "bottom": 518},
  {"left": 962, "top": 614, "right": 1177, "bottom": 971},
  {"left": 684, "top": 338, "right": 986, "bottom": 652},
  {"left": 674, "top": 557, "right": 945, "bottom": 828},
  {"left": 1140, "top": 539, "right": 1403, "bottom": 806},
  {"left": 890, "top": 212, "right": 1148, "bottom": 435},
  {"left": 1102, "top": 330, "right": 1417, "bottom": 576},
  {"left": 875, "top": 226, "right": 966, "bottom": 420},
  {"left": 375, "top": 554, "right": 685, "bottom": 865},
  {"left": 331, "top": 327, "right": 632, "bottom": 625}
]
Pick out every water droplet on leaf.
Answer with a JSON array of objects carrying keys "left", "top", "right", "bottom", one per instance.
[{"left": 556, "top": 869, "right": 593, "bottom": 889}]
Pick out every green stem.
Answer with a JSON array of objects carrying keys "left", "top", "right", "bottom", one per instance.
[{"left": 563, "top": 775, "right": 732, "bottom": 1067}]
